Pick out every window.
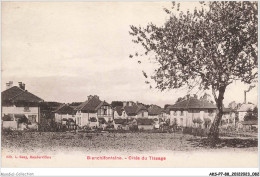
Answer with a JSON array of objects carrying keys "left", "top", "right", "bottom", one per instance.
[
  {"left": 142, "top": 112, "right": 144, "bottom": 117},
  {"left": 24, "top": 107, "right": 30, "bottom": 112},
  {"left": 103, "top": 109, "right": 107, "bottom": 115},
  {"left": 90, "top": 117, "right": 97, "bottom": 122},
  {"left": 180, "top": 111, "right": 184, "bottom": 116},
  {"left": 28, "top": 115, "right": 36, "bottom": 123},
  {"left": 173, "top": 111, "right": 177, "bottom": 116},
  {"left": 208, "top": 109, "right": 213, "bottom": 116}
]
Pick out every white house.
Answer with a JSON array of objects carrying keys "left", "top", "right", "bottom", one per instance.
[
  {"left": 148, "top": 105, "right": 163, "bottom": 119},
  {"left": 168, "top": 97, "right": 217, "bottom": 128},
  {"left": 75, "top": 95, "right": 113, "bottom": 128},
  {"left": 53, "top": 104, "right": 76, "bottom": 125},
  {"left": 1, "top": 81, "right": 43, "bottom": 130},
  {"left": 113, "top": 101, "right": 148, "bottom": 119}
]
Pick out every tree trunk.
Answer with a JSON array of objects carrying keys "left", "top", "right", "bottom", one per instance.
[{"left": 208, "top": 85, "right": 226, "bottom": 147}]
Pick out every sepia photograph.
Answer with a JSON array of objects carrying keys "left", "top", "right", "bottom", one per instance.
[{"left": 1, "top": 1, "right": 258, "bottom": 172}]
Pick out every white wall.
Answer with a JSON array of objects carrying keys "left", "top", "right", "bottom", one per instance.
[
  {"left": 54, "top": 113, "right": 75, "bottom": 123},
  {"left": 2, "top": 106, "right": 39, "bottom": 123},
  {"left": 136, "top": 110, "right": 148, "bottom": 118},
  {"left": 148, "top": 115, "right": 159, "bottom": 119},
  {"left": 238, "top": 112, "right": 247, "bottom": 122},
  {"left": 170, "top": 109, "right": 217, "bottom": 128},
  {"left": 76, "top": 111, "right": 97, "bottom": 127},
  {"left": 2, "top": 120, "right": 18, "bottom": 129}
]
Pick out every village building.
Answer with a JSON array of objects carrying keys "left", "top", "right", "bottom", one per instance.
[
  {"left": 137, "top": 118, "right": 154, "bottom": 130},
  {"left": 113, "top": 118, "right": 129, "bottom": 130},
  {"left": 148, "top": 105, "right": 163, "bottom": 120},
  {"left": 168, "top": 97, "right": 217, "bottom": 128},
  {"left": 240, "top": 120, "right": 258, "bottom": 131},
  {"left": 237, "top": 103, "right": 256, "bottom": 122},
  {"left": 113, "top": 106, "right": 125, "bottom": 119},
  {"left": 53, "top": 104, "right": 76, "bottom": 125},
  {"left": 113, "top": 101, "right": 148, "bottom": 119},
  {"left": 148, "top": 105, "right": 165, "bottom": 128},
  {"left": 113, "top": 101, "right": 150, "bottom": 129},
  {"left": 1, "top": 81, "right": 43, "bottom": 130},
  {"left": 75, "top": 95, "right": 113, "bottom": 128}
]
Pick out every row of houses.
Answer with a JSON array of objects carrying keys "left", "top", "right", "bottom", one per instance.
[{"left": 1, "top": 81, "right": 258, "bottom": 131}]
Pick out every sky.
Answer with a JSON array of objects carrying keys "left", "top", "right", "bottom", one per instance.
[{"left": 1, "top": 2, "right": 258, "bottom": 107}]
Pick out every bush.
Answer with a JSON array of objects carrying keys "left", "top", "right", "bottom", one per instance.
[
  {"left": 182, "top": 127, "right": 208, "bottom": 137},
  {"left": 183, "top": 127, "right": 192, "bottom": 134},
  {"left": 129, "top": 125, "right": 138, "bottom": 132}
]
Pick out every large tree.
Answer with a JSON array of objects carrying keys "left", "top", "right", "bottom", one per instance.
[{"left": 129, "top": 2, "right": 257, "bottom": 145}]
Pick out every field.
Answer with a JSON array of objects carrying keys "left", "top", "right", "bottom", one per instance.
[{"left": 1, "top": 131, "right": 258, "bottom": 154}]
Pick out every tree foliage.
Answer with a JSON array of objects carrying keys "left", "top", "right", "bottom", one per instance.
[
  {"left": 244, "top": 106, "right": 258, "bottom": 121},
  {"left": 130, "top": 1, "right": 257, "bottom": 97},
  {"left": 129, "top": 1, "right": 257, "bottom": 142}
]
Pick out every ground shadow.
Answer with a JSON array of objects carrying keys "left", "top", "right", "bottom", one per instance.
[{"left": 187, "top": 137, "right": 258, "bottom": 149}]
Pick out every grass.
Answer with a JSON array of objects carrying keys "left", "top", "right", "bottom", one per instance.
[{"left": 1, "top": 131, "right": 258, "bottom": 154}]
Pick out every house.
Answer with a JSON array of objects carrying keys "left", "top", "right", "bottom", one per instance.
[
  {"left": 237, "top": 103, "right": 256, "bottom": 122},
  {"left": 53, "top": 104, "right": 76, "bottom": 125},
  {"left": 162, "top": 105, "right": 171, "bottom": 121},
  {"left": 148, "top": 105, "right": 163, "bottom": 119},
  {"left": 1, "top": 81, "right": 43, "bottom": 130},
  {"left": 113, "top": 106, "right": 124, "bottom": 119},
  {"left": 124, "top": 102, "right": 148, "bottom": 119},
  {"left": 2, "top": 114, "right": 29, "bottom": 130},
  {"left": 113, "top": 101, "right": 148, "bottom": 119},
  {"left": 113, "top": 118, "right": 129, "bottom": 130},
  {"left": 75, "top": 95, "right": 113, "bottom": 128},
  {"left": 168, "top": 97, "right": 217, "bottom": 128},
  {"left": 148, "top": 105, "right": 165, "bottom": 128},
  {"left": 240, "top": 120, "right": 258, "bottom": 131},
  {"left": 137, "top": 118, "right": 154, "bottom": 130}
]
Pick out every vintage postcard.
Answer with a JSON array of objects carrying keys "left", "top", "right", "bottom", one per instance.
[{"left": 1, "top": 1, "right": 259, "bottom": 171}]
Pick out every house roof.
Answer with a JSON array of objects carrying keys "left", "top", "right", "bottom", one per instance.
[
  {"left": 2, "top": 86, "right": 43, "bottom": 103},
  {"left": 53, "top": 104, "right": 75, "bottom": 115},
  {"left": 148, "top": 105, "right": 163, "bottom": 115},
  {"left": 223, "top": 108, "right": 231, "bottom": 113},
  {"left": 137, "top": 118, "right": 154, "bottom": 125},
  {"left": 2, "top": 114, "right": 12, "bottom": 121},
  {"left": 75, "top": 96, "right": 110, "bottom": 113},
  {"left": 114, "top": 118, "right": 128, "bottom": 125},
  {"left": 168, "top": 97, "right": 217, "bottom": 110},
  {"left": 14, "top": 114, "right": 27, "bottom": 119},
  {"left": 124, "top": 104, "right": 147, "bottom": 116},
  {"left": 237, "top": 103, "right": 255, "bottom": 112},
  {"left": 136, "top": 104, "right": 148, "bottom": 113},
  {"left": 124, "top": 104, "right": 138, "bottom": 116},
  {"left": 114, "top": 106, "right": 123, "bottom": 116}
]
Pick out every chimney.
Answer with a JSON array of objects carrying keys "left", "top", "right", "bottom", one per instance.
[
  {"left": 18, "top": 82, "right": 25, "bottom": 90},
  {"left": 244, "top": 85, "right": 255, "bottom": 104},
  {"left": 6, "top": 81, "right": 13, "bottom": 90},
  {"left": 93, "top": 95, "right": 99, "bottom": 99},
  {"left": 88, "top": 95, "right": 99, "bottom": 100},
  {"left": 123, "top": 101, "right": 127, "bottom": 107},
  {"left": 244, "top": 91, "right": 247, "bottom": 104},
  {"left": 129, "top": 101, "right": 133, "bottom": 106},
  {"left": 88, "top": 95, "right": 94, "bottom": 100}
]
